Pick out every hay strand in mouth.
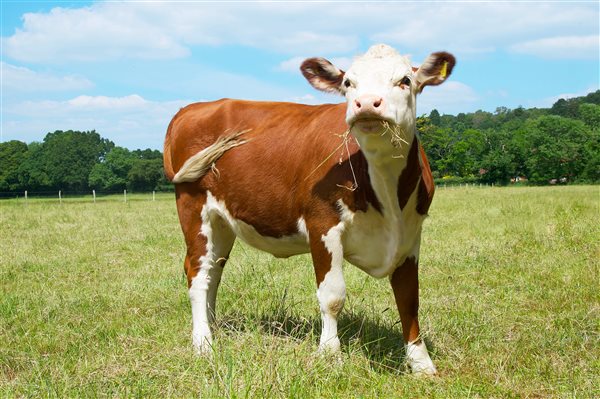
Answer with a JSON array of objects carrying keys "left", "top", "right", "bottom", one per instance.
[{"left": 381, "top": 120, "right": 410, "bottom": 148}]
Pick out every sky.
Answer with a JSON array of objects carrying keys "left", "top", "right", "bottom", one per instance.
[{"left": 1, "top": 1, "right": 599, "bottom": 150}]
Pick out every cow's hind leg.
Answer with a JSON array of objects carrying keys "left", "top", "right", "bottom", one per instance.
[
  {"left": 309, "top": 221, "right": 347, "bottom": 354},
  {"left": 178, "top": 191, "right": 235, "bottom": 355},
  {"left": 390, "top": 256, "right": 437, "bottom": 375}
]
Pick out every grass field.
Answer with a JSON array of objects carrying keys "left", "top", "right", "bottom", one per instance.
[{"left": 1, "top": 186, "right": 598, "bottom": 398}]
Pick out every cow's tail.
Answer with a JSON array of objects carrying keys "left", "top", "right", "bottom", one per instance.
[
  {"left": 163, "top": 118, "right": 177, "bottom": 182},
  {"left": 170, "top": 129, "right": 251, "bottom": 184}
]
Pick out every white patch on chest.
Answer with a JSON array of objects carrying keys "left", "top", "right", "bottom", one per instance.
[
  {"left": 204, "top": 191, "right": 309, "bottom": 258},
  {"left": 341, "top": 193, "right": 424, "bottom": 278}
]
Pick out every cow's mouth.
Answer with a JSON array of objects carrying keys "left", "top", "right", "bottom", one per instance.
[
  {"left": 353, "top": 118, "right": 383, "bottom": 133},
  {"left": 349, "top": 115, "right": 394, "bottom": 134},
  {"left": 349, "top": 116, "right": 409, "bottom": 148}
]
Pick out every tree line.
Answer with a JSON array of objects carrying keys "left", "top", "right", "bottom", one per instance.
[
  {"left": 419, "top": 90, "right": 599, "bottom": 185},
  {"left": 1, "top": 91, "right": 598, "bottom": 195},
  {"left": 0, "top": 130, "right": 169, "bottom": 195}
]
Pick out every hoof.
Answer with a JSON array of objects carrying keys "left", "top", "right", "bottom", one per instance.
[
  {"left": 406, "top": 340, "right": 437, "bottom": 376},
  {"left": 318, "top": 337, "right": 341, "bottom": 354},
  {"left": 409, "top": 361, "right": 437, "bottom": 377},
  {"left": 192, "top": 335, "right": 213, "bottom": 356}
]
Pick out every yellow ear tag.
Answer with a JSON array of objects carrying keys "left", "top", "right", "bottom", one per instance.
[{"left": 440, "top": 61, "right": 448, "bottom": 78}]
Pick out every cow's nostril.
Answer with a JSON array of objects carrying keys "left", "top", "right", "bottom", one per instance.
[
  {"left": 355, "top": 99, "right": 362, "bottom": 109},
  {"left": 373, "top": 98, "right": 382, "bottom": 108}
]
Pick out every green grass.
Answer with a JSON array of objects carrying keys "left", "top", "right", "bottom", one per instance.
[{"left": 1, "top": 186, "right": 598, "bottom": 398}]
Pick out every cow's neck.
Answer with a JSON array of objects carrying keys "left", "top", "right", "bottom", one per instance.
[{"left": 352, "top": 124, "right": 417, "bottom": 216}]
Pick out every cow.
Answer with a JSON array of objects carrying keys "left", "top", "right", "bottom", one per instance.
[{"left": 163, "top": 44, "right": 455, "bottom": 375}]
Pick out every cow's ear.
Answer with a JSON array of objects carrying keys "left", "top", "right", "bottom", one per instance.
[
  {"left": 414, "top": 52, "right": 456, "bottom": 93},
  {"left": 300, "top": 57, "right": 345, "bottom": 95}
]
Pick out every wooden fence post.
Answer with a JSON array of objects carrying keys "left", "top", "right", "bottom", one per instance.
[
  {"left": 124, "top": 189, "right": 127, "bottom": 203},
  {"left": 59, "top": 190, "right": 62, "bottom": 204},
  {"left": 152, "top": 191, "right": 155, "bottom": 201},
  {"left": 93, "top": 189, "right": 96, "bottom": 203}
]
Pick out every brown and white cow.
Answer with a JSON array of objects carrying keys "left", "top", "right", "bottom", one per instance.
[{"left": 164, "top": 44, "right": 455, "bottom": 375}]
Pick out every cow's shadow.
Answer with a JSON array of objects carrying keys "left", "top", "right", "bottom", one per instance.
[{"left": 216, "top": 308, "right": 436, "bottom": 374}]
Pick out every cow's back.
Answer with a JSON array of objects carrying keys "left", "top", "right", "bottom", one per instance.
[{"left": 164, "top": 99, "right": 352, "bottom": 237}]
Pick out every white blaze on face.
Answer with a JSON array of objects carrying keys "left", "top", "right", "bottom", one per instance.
[
  {"left": 343, "top": 44, "right": 416, "bottom": 129},
  {"left": 300, "top": 43, "right": 455, "bottom": 134}
]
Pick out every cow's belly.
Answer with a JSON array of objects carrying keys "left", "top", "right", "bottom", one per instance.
[
  {"left": 230, "top": 218, "right": 309, "bottom": 258},
  {"left": 341, "top": 203, "right": 424, "bottom": 278},
  {"left": 205, "top": 192, "right": 423, "bottom": 273},
  {"left": 205, "top": 191, "right": 310, "bottom": 258}
]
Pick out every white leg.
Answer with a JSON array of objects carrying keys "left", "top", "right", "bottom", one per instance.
[
  {"left": 406, "top": 339, "right": 437, "bottom": 376},
  {"left": 316, "top": 271, "right": 345, "bottom": 353},
  {"left": 190, "top": 266, "right": 217, "bottom": 354},
  {"left": 315, "top": 222, "right": 347, "bottom": 353},
  {"left": 190, "top": 207, "right": 234, "bottom": 355}
]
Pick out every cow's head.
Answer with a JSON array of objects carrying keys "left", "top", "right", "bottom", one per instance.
[{"left": 301, "top": 44, "right": 455, "bottom": 139}]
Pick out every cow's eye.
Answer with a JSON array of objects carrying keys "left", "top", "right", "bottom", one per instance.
[
  {"left": 398, "top": 76, "right": 411, "bottom": 87},
  {"left": 343, "top": 79, "right": 354, "bottom": 88}
]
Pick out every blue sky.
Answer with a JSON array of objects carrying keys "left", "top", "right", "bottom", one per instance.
[{"left": 1, "top": 1, "right": 599, "bottom": 150}]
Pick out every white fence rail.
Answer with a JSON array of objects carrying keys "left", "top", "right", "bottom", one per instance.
[{"left": 0, "top": 190, "right": 173, "bottom": 203}]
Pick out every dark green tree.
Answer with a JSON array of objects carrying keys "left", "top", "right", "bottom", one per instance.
[
  {"left": 447, "top": 129, "right": 486, "bottom": 177},
  {"left": 578, "top": 103, "right": 600, "bottom": 127},
  {"left": 17, "top": 142, "right": 52, "bottom": 191},
  {"left": 127, "top": 158, "right": 164, "bottom": 191},
  {"left": 429, "top": 109, "right": 441, "bottom": 126},
  {"left": 88, "top": 147, "right": 134, "bottom": 191},
  {"left": 41, "top": 130, "right": 114, "bottom": 191},
  {"left": 522, "top": 116, "right": 591, "bottom": 184},
  {"left": 0, "top": 140, "right": 28, "bottom": 192}
]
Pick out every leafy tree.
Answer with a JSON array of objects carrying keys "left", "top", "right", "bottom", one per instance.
[
  {"left": 470, "top": 110, "right": 496, "bottom": 130},
  {"left": 88, "top": 147, "right": 134, "bottom": 191},
  {"left": 17, "top": 142, "right": 52, "bottom": 191},
  {"left": 88, "top": 147, "right": 166, "bottom": 192},
  {"left": 429, "top": 109, "right": 441, "bottom": 126},
  {"left": 578, "top": 103, "right": 600, "bottom": 127},
  {"left": 478, "top": 129, "right": 516, "bottom": 184},
  {"left": 127, "top": 158, "right": 164, "bottom": 191},
  {"left": 447, "top": 129, "right": 486, "bottom": 177},
  {"left": 522, "top": 116, "right": 591, "bottom": 184},
  {"left": 580, "top": 127, "right": 600, "bottom": 183},
  {"left": 41, "top": 130, "right": 114, "bottom": 191},
  {"left": 0, "top": 140, "right": 28, "bottom": 191},
  {"left": 132, "top": 148, "right": 162, "bottom": 160}
]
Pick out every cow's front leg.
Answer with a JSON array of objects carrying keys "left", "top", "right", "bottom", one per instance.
[
  {"left": 390, "top": 256, "right": 437, "bottom": 375},
  {"left": 309, "top": 222, "right": 347, "bottom": 353}
]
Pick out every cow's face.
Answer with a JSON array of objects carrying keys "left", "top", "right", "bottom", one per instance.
[{"left": 301, "top": 44, "right": 455, "bottom": 137}]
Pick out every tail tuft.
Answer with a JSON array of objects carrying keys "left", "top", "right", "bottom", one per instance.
[{"left": 172, "top": 129, "right": 251, "bottom": 184}]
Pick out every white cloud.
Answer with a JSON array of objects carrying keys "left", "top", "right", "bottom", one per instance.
[
  {"left": 67, "top": 94, "right": 147, "bottom": 109},
  {"left": 371, "top": 3, "right": 599, "bottom": 58},
  {"left": 418, "top": 81, "right": 479, "bottom": 115},
  {"left": 277, "top": 56, "right": 353, "bottom": 73},
  {"left": 2, "top": 3, "right": 356, "bottom": 63},
  {"left": 3, "top": 94, "right": 190, "bottom": 149},
  {"left": 4, "top": 2, "right": 597, "bottom": 64},
  {"left": 277, "top": 57, "right": 306, "bottom": 72},
  {"left": 509, "top": 35, "right": 600, "bottom": 59},
  {"left": 1, "top": 62, "right": 93, "bottom": 91},
  {"left": 3, "top": 5, "right": 189, "bottom": 62},
  {"left": 287, "top": 94, "right": 319, "bottom": 104}
]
